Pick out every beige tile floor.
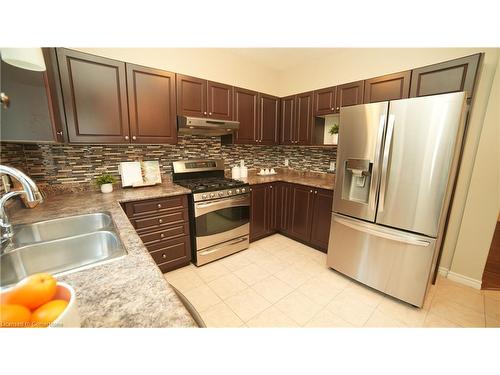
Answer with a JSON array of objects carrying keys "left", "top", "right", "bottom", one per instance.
[{"left": 164, "top": 234, "right": 500, "bottom": 328}]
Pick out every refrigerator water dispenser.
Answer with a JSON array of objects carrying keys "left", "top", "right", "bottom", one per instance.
[{"left": 342, "top": 159, "right": 372, "bottom": 204}]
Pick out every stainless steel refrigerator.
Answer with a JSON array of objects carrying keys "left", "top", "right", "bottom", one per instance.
[{"left": 327, "top": 92, "right": 467, "bottom": 307}]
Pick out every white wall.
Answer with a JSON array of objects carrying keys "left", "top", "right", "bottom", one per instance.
[
  {"left": 73, "top": 48, "right": 282, "bottom": 96},
  {"left": 449, "top": 56, "right": 500, "bottom": 284}
]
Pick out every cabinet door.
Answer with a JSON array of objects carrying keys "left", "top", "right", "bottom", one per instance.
[
  {"left": 266, "top": 184, "right": 277, "bottom": 234},
  {"left": 176, "top": 74, "right": 207, "bottom": 117},
  {"left": 336, "top": 80, "right": 364, "bottom": 112},
  {"left": 233, "top": 87, "right": 259, "bottom": 144},
  {"left": 1, "top": 58, "right": 59, "bottom": 143},
  {"left": 364, "top": 71, "right": 411, "bottom": 103},
  {"left": 314, "top": 86, "right": 336, "bottom": 116},
  {"left": 275, "top": 182, "right": 291, "bottom": 233},
  {"left": 280, "top": 95, "right": 295, "bottom": 145},
  {"left": 207, "top": 81, "right": 233, "bottom": 120},
  {"left": 250, "top": 184, "right": 269, "bottom": 241},
  {"left": 288, "top": 184, "right": 315, "bottom": 242},
  {"left": 310, "top": 188, "right": 334, "bottom": 252},
  {"left": 126, "top": 64, "right": 177, "bottom": 144},
  {"left": 296, "top": 91, "right": 313, "bottom": 145},
  {"left": 57, "top": 48, "right": 130, "bottom": 143},
  {"left": 410, "top": 54, "right": 481, "bottom": 99},
  {"left": 259, "top": 93, "right": 279, "bottom": 145}
]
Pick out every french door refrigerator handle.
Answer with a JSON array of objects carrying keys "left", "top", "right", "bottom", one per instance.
[
  {"left": 334, "top": 215, "right": 430, "bottom": 247},
  {"left": 370, "top": 114, "right": 387, "bottom": 211},
  {"left": 378, "top": 114, "right": 395, "bottom": 213}
]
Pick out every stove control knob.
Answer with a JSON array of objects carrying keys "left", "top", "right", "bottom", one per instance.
[
  {"left": 236, "top": 189, "right": 240, "bottom": 194},
  {"left": 228, "top": 190, "right": 232, "bottom": 195},
  {"left": 202, "top": 194, "right": 207, "bottom": 199},
  {"left": 210, "top": 193, "right": 215, "bottom": 198},
  {"left": 241, "top": 188, "right": 246, "bottom": 193},
  {"left": 218, "top": 191, "right": 224, "bottom": 197}
]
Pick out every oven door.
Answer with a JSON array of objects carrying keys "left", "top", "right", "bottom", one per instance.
[{"left": 194, "top": 193, "right": 250, "bottom": 250}]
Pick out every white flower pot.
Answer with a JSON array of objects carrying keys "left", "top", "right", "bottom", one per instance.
[
  {"left": 332, "top": 134, "right": 338, "bottom": 145},
  {"left": 100, "top": 183, "right": 113, "bottom": 194}
]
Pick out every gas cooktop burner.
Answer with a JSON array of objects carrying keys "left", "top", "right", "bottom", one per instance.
[{"left": 176, "top": 177, "right": 246, "bottom": 193}]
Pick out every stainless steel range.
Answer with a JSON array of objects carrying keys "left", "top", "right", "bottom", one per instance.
[{"left": 172, "top": 159, "right": 250, "bottom": 266}]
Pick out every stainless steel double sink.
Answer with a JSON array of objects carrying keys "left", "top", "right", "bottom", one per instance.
[{"left": 1, "top": 212, "right": 127, "bottom": 288}]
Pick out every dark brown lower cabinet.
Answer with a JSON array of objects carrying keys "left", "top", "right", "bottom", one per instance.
[
  {"left": 122, "top": 195, "right": 191, "bottom": 272},
  {"left": 309, "top": 188, "right": 334, "bottom": 251},
  {"left": 288, "top": 184, "right": 315, "bottom": 242},
  {"left": 250, "top": 182, "right": 333, "bottom": 252},
  {"left": 250, "top": 183, "right": 276, "bottom": 241}
]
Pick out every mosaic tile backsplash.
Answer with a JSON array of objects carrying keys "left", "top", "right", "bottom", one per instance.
[{"left": 0, "top": 136, "right": 336, "bottom": 188}]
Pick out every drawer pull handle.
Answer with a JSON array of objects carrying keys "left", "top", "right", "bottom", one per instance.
[
  {"left": 158, "top": 219, "right": 163, "bottom": 223},
  {"left": 160, "top": 233, "right": 165, "bottom": 238},
  {"left": 162, "top": 253, "right": 167, "bottom": 259},
  {"left": 157, "top": 204, "right": 162, "bottom": 208}
]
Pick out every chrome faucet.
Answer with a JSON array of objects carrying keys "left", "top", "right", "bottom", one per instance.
[{"left": 0, "top": 165, "right": 43, "bottom": 253}]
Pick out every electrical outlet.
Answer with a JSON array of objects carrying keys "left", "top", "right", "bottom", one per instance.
[
  {"left": 2, "top": 175, "right": 11, "bottom": 192},
  {"left": 284, "top": 158, "right": 289, "bottom": 167}
]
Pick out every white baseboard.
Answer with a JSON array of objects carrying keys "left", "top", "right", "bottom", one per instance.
[
  {"left": 446, "top": 271, "right": 482, "bottom": 290},
  {"left": 436, "top": 267, "right": 482, "bottom": 289},
  {"left": 438, "top": 267, "right": 449, "bottom": 277}
]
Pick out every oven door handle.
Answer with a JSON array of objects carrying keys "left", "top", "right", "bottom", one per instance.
[
  {"left": 194, "top": 194, "right": 250, "bottom": 217},
  {"left": 199, "top": 237, "right": 249, "bottom": 256}
]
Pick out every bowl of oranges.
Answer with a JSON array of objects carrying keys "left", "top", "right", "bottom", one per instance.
[{"left": 0, "top": 273, "right": 80, "bottom": 328}]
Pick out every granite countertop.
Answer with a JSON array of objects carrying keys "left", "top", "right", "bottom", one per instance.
[
  {"left": 8, "top": 182, "right": 197, "bottom": 328},
  {"left": 239, "top": 169, "right": 335, "bottom": 190}
]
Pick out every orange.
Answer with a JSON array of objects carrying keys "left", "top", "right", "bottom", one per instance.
[
  {"left": 31, "top": 299, "right": 68, "bottom": 327},
  {"left": 7, "top": 273, "right": 57, "bottom": 310},
  {"left": 0, "top": 304, "right": 32, "bottom": 328}
]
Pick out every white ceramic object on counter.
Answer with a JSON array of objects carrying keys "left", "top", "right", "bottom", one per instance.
[
  {"left": 239, "top": 160, "right": 248, "bottom": 178},
  {"left": 100, "top": 183, "right": 113, "bottom": 193},
  {"left": 231, "top": 165, "right": 241, "bottom": 179}
]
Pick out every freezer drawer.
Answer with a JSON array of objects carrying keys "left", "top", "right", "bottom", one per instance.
[{"left": 327, "top": 214, "right": 436, "bottom": 307}]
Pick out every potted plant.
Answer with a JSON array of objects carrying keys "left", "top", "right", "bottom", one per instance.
[
  {"left": 95, "top": 174, "right": 117, "bottom": 194},
  {"left": 328, "top": 123, "right": 339, "bottom": 145}
]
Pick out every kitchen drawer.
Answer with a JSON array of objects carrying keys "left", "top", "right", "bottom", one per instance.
[
  {"left": 123, "top": 195, "right": 187, "bottom": 218},
  {"left": 131, "top": 209, "right": 189, "bottom": 232},
  {"left": 140, "top": 222, "right": 189, "bottom": 244},
  {"left": 149, "top": 236, "right": 191, "bottom": 272}
]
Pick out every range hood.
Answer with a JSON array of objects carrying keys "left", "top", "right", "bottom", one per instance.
[{"left": 177, "top": 116, "right": 240, "bottom": 136}]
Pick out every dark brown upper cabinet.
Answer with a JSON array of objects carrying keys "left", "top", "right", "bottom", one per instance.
[
  {"left": 410, "top": 54, "right": 481, "bottom": 100},
  {"left": 233, "top": 87, "right": 259, "bottom": 144},
  {"left": 126, "top": 64, "right": 177, "bottom": 144},
  {"left": 280, "top": 95, "right": 295, "bottom": 145},
  {"left": 176, "top": 74, "right": 207, "bottom": 118},
  {"left": 279, "top": 92, "right": 312, "bottom": 145},
  {"left": 364, "top": 71, "right": 411, "bottom": 103},
  {"left": 207, "top": 81, "right": 233, "bottom": 120},
  {"left": 1, "top": 48, "right": 65, "bottom": 143},
  {"left": 336, "top": 80, "right": 364, "bottom": 111},
  {"left": 176, "top": 74, "right": 233, "bottom": 120},
  {"left": 295, "top": 91, "right": 313, "bottom": 145},
  {"left": 259, "top": 93, "right": 280, "bottom": 145},
  {"left": 314, "top": 86, "right": 336, "bottom": 116},
  {"left": 57, "top": 48, "right": 130, "bottom": 143}
]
